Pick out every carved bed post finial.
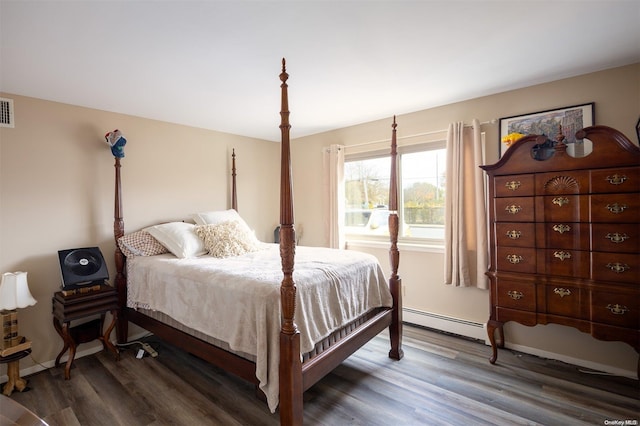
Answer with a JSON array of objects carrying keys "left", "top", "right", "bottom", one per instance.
[
  {"left": 279, "top": 57, "right": 296, "bottom": 335},
  {"left": 106, "top": 128, "right": 128, "bottom": 343},
  {"left": 231, "top": 148, "right": 237, "bottom": 211},
  {"left": 389, "top": 115, "right": 399, "bottom": 279},
  {"left": 388, "top": 115, "right": 404, "bottom": 361},
  {"left": 114, "top": 157, "right": 124, "bottom": 240},
  {"left": 278, "top": 58, "right": 303, "bottom": 426},
  {"left": 113, "top": 156, "right": 127, "bottom": 343}
]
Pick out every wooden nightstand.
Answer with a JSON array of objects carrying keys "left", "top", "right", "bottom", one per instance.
[{"left": 52, "top": 284, "right": 119, "bottom": 379}]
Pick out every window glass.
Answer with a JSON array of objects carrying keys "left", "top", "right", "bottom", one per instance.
[
  {"left": 344, "top": 145, "right": 446, "bottom": 241},
  {"left": 344, "top": 157, "right": 390, "bottom": 236},
  {"left": 401, "top": 149, "right": 446, "bottom": 239}
]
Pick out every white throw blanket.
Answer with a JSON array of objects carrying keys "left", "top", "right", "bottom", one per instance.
[{"left": 126, "top": 243, "right": 392, "bottom": 412}]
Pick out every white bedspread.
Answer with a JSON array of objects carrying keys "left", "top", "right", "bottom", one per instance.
[{"left": 126, "top": 243, "right": 392, "bottom": 412}]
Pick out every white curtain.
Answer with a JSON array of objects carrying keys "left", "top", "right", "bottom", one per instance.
[
  {"left": 323, "top": 144, "right": 345, "bottom": 249},
  {"left": 444, "top": 119, "right": 489, "bottom": 288}
]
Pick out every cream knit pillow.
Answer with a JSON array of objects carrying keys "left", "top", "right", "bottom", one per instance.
[{"left": 195, "top": 220, "right": 260, "bottom": 258}]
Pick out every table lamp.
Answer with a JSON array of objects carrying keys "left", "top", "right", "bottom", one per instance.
[{"left": 1, "top": 272, "right": 37, "bottom": 349}]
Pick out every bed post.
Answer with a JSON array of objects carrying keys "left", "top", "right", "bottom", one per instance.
[
  {"left": 113, "top": 156, "right": 128, "bottom": 344},
  {"left": 388, "top": 116, "right": 404, "bottom": 360},
  {"left": 231, "top": 148, "right": 238, "bottom": 211},
  {"left": 277, "top": 59, "right": 303, "bottom": 426}
]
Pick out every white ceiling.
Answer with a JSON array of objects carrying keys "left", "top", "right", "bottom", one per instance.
[{"left": 1, "top": 1, "right": 639, "bottom": 142}]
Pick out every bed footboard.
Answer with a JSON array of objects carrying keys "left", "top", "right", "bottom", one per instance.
[{"left": 301, "top": 307, "right": 392, "bottom": 390}]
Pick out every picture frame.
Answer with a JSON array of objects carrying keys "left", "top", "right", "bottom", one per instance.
[
  {"left": 636, "top": 116, "right": 640, "bottom": 144},
  {"left": 499, "top": 102, "right": 594, "bottom": 158}
]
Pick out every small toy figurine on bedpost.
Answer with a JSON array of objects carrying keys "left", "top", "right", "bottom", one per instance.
[
  {"left": 277, "top": 58, "right": 303, "bottom": 426},
  {"left": 105, "top": 129, "right": 127, "bottom": 343},
  {"left": 388, "top": 116, "right": 404, "bottom": 360}
]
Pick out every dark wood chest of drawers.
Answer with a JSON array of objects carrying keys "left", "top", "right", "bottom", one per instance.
[{"left": 480, "top": 126, "right": 639, "bottom": 377}]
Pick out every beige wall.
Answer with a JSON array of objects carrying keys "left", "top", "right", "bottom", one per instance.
[
  {"left": 292, "top": 63, "right": 640, "bottom": 378},
  {"left": 0, "top": 95, "right": 280, "bottom": 375}
]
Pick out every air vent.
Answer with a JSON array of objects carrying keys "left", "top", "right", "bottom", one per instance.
[{"left": 0, "top": 97, "right": 15, "bottom": 128}]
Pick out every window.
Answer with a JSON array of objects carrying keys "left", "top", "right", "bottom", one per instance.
[{"left": 344, "top": 142, "right": 446, "bottom": 241}]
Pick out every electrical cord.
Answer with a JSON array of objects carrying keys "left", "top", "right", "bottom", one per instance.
[
  {"left": 113, "top": 332, "right": 153, "bottom": 348},
  {"left": 29, "top": 353, "right": 49, "bottom": 370},
  {"left": 115, "top": 338, "right": 158, "bottom": 358},
  {"left": 115, "top": 340, "right": 146, "bottom": 348}
]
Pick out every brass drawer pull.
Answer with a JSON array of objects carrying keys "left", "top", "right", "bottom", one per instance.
[
  {"left": 553, "top": 288, "right": 571, "bottom": 298},
  {"left": 553, "top": 251, "right": 571, "bottom": 261},
  {"left": 606, "top": 174, "right": 627, "bottom": 185},
  {"left": 552, "top": 197, "right": 569, "bottom": 207},
  {"left": 505, "top": 181, "right": 521, "bottom": 191},
  {"left": 507, "top": 291, "right": 524, "bottom": 300},
  {"left": 606, "top": 203, "right": 627, "bottom": 214},
  {"left": 606, "top": 304, "right": 629, "bottom": 315},
  {"left": 605, "top": 233, "right": 629, "bottom": 244},
  {"left": 506, "top": 230, "right": 521, "bottom": 239},
  {"left": 606, "top": 262, "right": 630, "bottom": 273},
  {"left": 505, "top": 205, "right": 522, "bottom": 214},
  {"left": 552, "top": 224, "right": 571, "bottom": 234},
  {"left": 506, "top": 254, "right": 523, "bottom": 264}
]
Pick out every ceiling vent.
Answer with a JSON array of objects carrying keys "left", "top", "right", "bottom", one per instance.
[{"left": 0, "top": 98, "right": 15, "bottom": 128}]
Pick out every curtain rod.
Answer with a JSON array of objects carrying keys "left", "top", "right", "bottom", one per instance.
[{"left": 346, "top": 119, "right": 497, "bottom": 149}]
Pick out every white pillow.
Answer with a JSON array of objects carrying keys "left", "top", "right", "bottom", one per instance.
[
  {"left": 192, "top": 209, "right": 253, "bottom": 233},
  {"left": 144, "top": 222, "right": 207, "bottom": 258}
]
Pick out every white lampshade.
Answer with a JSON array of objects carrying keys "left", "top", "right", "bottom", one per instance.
[{"left": 0, "top": 271, "right": 37, "bottom": 310}]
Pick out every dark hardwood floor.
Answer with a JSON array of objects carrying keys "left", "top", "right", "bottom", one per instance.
[{"left": 8, "top": 324, "right": 639, "bottom": 425}]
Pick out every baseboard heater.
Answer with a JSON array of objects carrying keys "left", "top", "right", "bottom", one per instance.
[{"left": 403, "top": 308, "right": 486, "bottom": 341}]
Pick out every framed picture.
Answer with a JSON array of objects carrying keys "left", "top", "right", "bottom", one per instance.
[
  {"left": 636, "top": 116, "right": 640, "bottom": 144},
  {"left": 499, "top": 102, "right": 594, "bottom": 158}
]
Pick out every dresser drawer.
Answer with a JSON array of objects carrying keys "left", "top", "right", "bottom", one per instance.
[
  {"left": 591, "top": 289, "right": 639, "bottom": 329},
  {"left": 591, "top": 223, "right": 640, "bottom": 253},
  {"left": 542, "top": 249, "right": 590, "bottom": 279},
  {"left": 592, "top": 252, "right": 640, "bottom": 284},
  {"left": 590, "top": 167, "right": 640, "bottom": 194},
  {"left": 544, "top": 284, "right": 587, "bottom": 319},
  {"left": 494, "top": 197, "right": 535, "bottom": 222},
  {"left": 495, "top": 174, "right": 535, "bottom": 197},
  {"left": 496, "top": 247, "right": 536, "bottom": 273},
  {"left": 536, "top": 171, "right": 589, "bottom": 195},
  {"left": 495, "top": 279, "right": 536, "bottom": 312},
  {"left": 496, "top": 223, "right": 535, "bottom": 247},
  {"left": 590, "top": 193, "right": 640, "bottom": 223},
  {"left": 539, "top": 222, "right": 590, "bottom": 250},
  {"left": 536, "top": 195, "right": 589, "bottom": 222}
]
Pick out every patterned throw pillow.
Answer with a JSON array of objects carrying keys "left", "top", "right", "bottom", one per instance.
[
  {"left": 117, "top": 230, "right": 169, "bottom": 257},
  {"left": 195, "top": 220, "right": 260, "bottom": 258}
]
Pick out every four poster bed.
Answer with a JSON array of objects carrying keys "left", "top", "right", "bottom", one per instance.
[{"left": 112, "top": 59, "right": 403, "bottom": 425}]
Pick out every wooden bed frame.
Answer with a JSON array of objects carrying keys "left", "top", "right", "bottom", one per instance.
[{"left": 112, "top": 59, "right": 403, "bottom": 425}]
